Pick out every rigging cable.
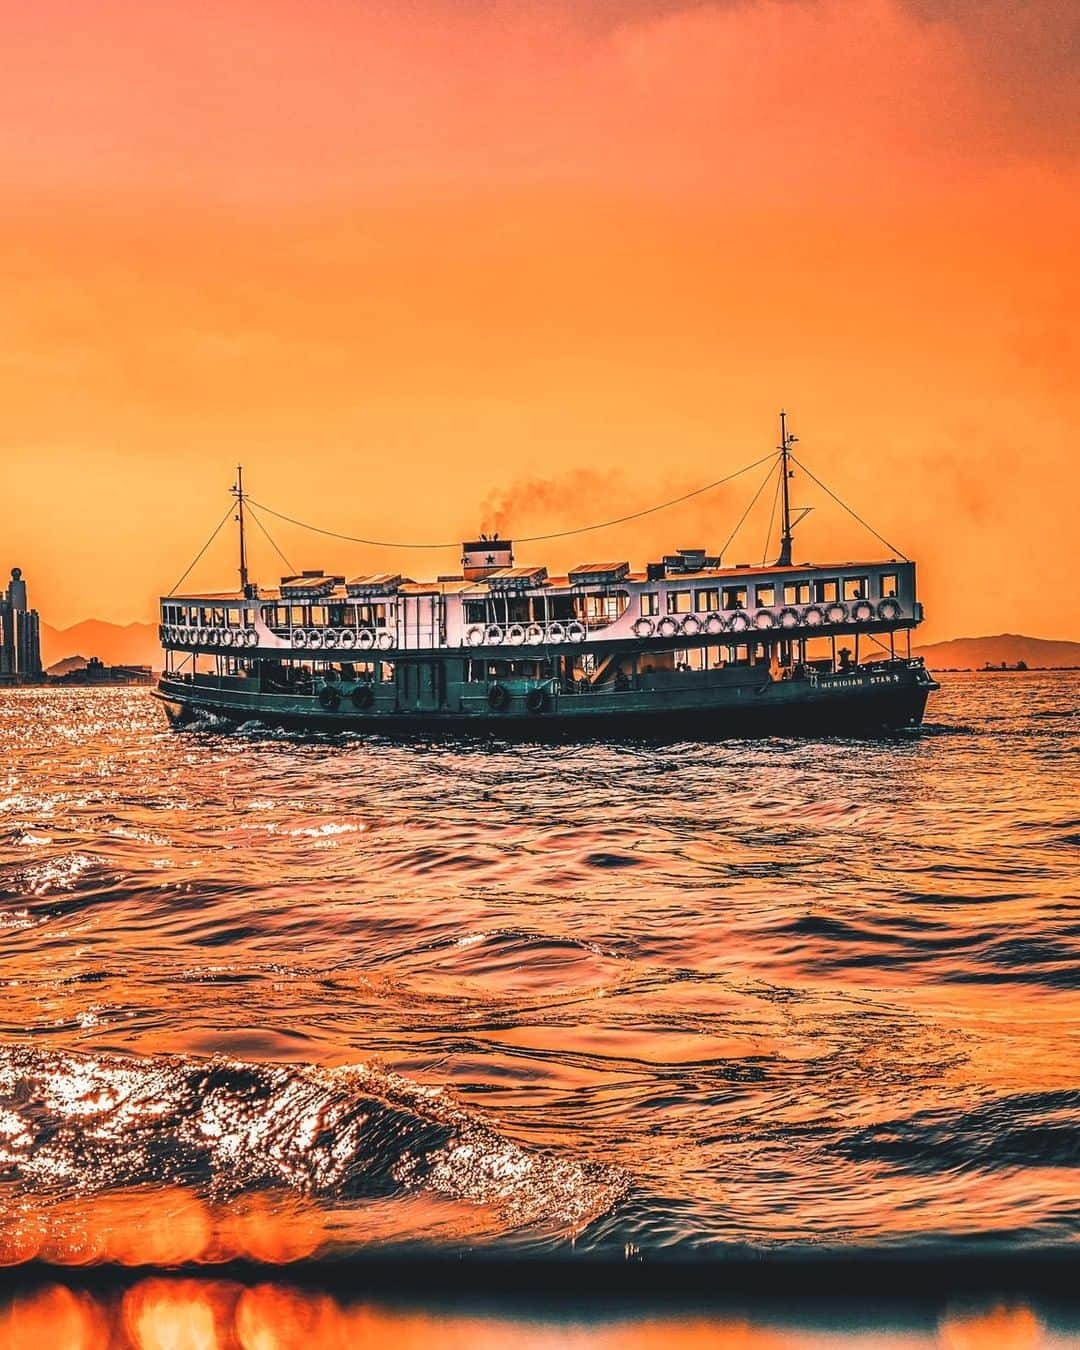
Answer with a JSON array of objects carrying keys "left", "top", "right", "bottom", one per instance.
[
  {"left": 167, "top": 502, "right": 236, "bottom": 596},
  {"left": 719, "top": 458, "right": 780, "bottom": 561},
  {"left": 243, "top": 450, "right": 778, "bottom": 551},
  {"left": 790, "top": 454, "right": 909, "bottom": 561},
  {"left": 246, "top": 501, "right": 297, "bottom": 574},
  {"left": 761, "top": 460, "right": 783, "bottom": 565}
]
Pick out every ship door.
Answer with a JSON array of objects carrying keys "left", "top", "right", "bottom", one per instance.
[
  {"left": 401, "top": 592, "right": 442, "bottom": 649},
  {"left": 397, "top": 661, "right": 445, "bottom": 711}
]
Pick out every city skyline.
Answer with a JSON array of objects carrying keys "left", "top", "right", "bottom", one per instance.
[{"left": 0, "top": 565, "right": 42, "bottom": 682}]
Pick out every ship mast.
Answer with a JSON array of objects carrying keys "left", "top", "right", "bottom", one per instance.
[
  {"left": 233, "top": 465, "right": 249, "bottom": 594},
  {"left": 777, "top": 410, "right": 797, "bottom": 567}
]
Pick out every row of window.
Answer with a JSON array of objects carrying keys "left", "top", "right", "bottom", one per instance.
[
  {"left": 463, "top": 594, "right": 628, "bottom": 627},
  {"left": 161, "top": 603, "right": 395, "bottom": 628},
  {"left": 162, "top": 604, "right": 257, "bottom": 627},
  {"left": 640, "top": 573, "right": 899, "bottom": 617},
  {"left": 267, "top": 603, "right": 392, "bottom": 629},
  {"left": 167, "top": 574, "right": 901, "bottom": 631}
]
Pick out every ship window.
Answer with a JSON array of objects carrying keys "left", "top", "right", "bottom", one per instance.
[
  {"left": 667, "top": 590, "right": 692, "bottom": 614},
  {"left": 464, "top": 600, "right": 486, "bottom": 624},
  {"left": 784, "top": 581, "right": 811, "bottom": 605},
  {"left": 880, "top": 572, "right": 899, "bottom": 598},
  {"left": 815, "top": 579, "right": 839, "bottom": 603},
  {"left": 694, "top": 588, "right": 719, "bottom": 612},
  {"left": 843, "top": 577, "right": 868, "bottom": 602},
  {"left": 640, "top": 593, "right": 659, "bottom": 617},
  {"left": 722, "top": 585, "right": 748, "bottom": 610},
  {"left": 311, "top": 606, "right": 328, "bottom": 626},
  {"left": 756, "top": 583, "right": 776, "bottom": 607},
  {"left": 379, "top": 661, "right": 394, "bottom": 683},
  {"left": 289, "top": 605, "right": 305, "bottom": 626},
  {"left": 584, "top": 592, "right": 627, "bottom": 624}
]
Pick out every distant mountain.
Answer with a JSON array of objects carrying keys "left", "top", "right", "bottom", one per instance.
[
  {"left": 913, "top": 634, "right": 1080, "bottom": 670},
  {"left": 41, "top": 621, "right": 159, "bottom": 671},
  {"left": 45, "top": 654, "right": 91, "bottom": 678}
]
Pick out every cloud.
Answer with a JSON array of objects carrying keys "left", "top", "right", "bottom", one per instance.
[{"left": 896, "top": 0, "right": 1080, "bottom": 145}]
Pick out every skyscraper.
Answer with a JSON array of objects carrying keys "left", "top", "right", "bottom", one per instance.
[{"left": 0, "top": 567, "right": 43, "bottom": 681}]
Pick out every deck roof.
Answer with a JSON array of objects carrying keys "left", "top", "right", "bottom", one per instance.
[{"left": 165, "top": 556, "right": 907, "bottom": 603}]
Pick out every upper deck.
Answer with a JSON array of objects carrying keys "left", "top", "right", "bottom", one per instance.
[{"left": 159, "top": 547, "right": 920, "bottom": 657}]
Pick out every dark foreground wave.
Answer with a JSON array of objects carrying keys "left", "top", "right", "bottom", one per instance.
[
  {"left": 2, "top": 1276, "right": 1078, "bottom": 1350},
  {"left": 0, "top": 1045, "right": 626, "bottom": 1263}
]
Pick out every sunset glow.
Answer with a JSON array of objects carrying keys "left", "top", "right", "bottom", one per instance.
[{"left": 1, "top": 0, "right": 1076, "bottom": 639}]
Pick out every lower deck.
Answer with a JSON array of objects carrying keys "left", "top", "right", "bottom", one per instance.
[{"left": 156, "top": 641, "right": 938, "bottom": 737}]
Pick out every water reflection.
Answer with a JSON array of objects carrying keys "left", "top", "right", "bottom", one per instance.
[
  {"left": 0, "top": 1281, "right": 1072, "bottom": 1350},
  {"left": 2, "top": 680, "right": 1079, "bottom": 1256}
]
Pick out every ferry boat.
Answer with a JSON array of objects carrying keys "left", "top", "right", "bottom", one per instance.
[{"left": 154, "top": 421, "right": 938, "bottom": 736}]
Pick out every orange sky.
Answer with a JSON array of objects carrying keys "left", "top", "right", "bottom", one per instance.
[{"left": 1, "top": 0, "right": 1077, "bottom": 640}]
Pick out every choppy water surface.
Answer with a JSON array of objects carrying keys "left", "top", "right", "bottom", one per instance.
[{"left": 0, "top": 675, "right": 1077, "bottom": 1280}]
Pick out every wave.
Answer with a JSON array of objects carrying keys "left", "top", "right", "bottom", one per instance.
[{"left": 0, "top": 1046, "right": 627, "bottom": 1264}]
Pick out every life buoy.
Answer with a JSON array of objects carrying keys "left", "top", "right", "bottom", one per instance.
[
  {"left": 657, "top": 616, "right": 679, "bottom": 638},
  {"left": 221, "top": 630, "right": 234, "bottom": 647},
  {"left": 323, "top": 629, "right": 339, "bottom": 649},
  {"left": 566, "top": 621, "right": 586, "bottom": 643},
  {"left": 682, "top": 615, "right": 702, "bottom": 637},
  {"left": 484, "top": 624, "right": 503, "bottom": 645},
  {"left": 358, "top": 630, "right": 375, "bottom": 650},
  {"left": 802, "top": 606, "right": 824, "bottom": 628},
  {"left": 524, "top": 623, "right": 545, "bottom": 645},
  {"left": 318, "top": 685, "right": 341, "bottom": 711},
  {"left": 826, "top": 602, "right": 848, "bottom": 624},
  {"left": 729, "top": 612, "right": 751, "bottom": 633},
  {"left": 307, "top": 629, "right": 323, "bottom": 649},
  {"left": 779, "top": 607, "right": 801, "bottom": 629},
  {"left": 197, "top": 628, "right": 209, "bottom": 645},
  {"left": 465, "top": 626, "right": 484, "bottom": 647},
  {"left": 754, "top": 610, "right": 776, "bottom": 630},
  {"left": 705, "top": 614, "right": 725, "bottom": 636},
  {"left": 339, "top": 629, "right": 357, "bottom": 649},
  {"left": 351, "top": 683, "right": 374, "bottom": 710},
  {"left": 632, "top": 617, "right": 655, "bottom": 639},
  {"left": 291, "top": 628, "right": 307, "bottom": 648},
  {"left": 851, "top": 600, "right": 874, "bottom": 623},
  {"left": 877, "top": 598, "right": 901, "bottom": 621},
  {"left": 506, "top": 624, "right": 526, "bottom": 646},
  {"left": 376, "top": 632, "right": 394, "bottom": 651},
  {"left": 526, "top": 686, "right": 548, "bottom": 714},
  {"left": 245, "top": 630, "right": 258, "bottom": 648},
  {"left": 546, "top": 622, "right": 566, "bottom": 644},
  {"left": 488, "top": 683, "right": 510, "bottom": 711}
]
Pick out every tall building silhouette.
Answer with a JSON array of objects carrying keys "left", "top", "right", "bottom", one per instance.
[{"left": 0, "top": 567, "right": 43, "bottom": 681}]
